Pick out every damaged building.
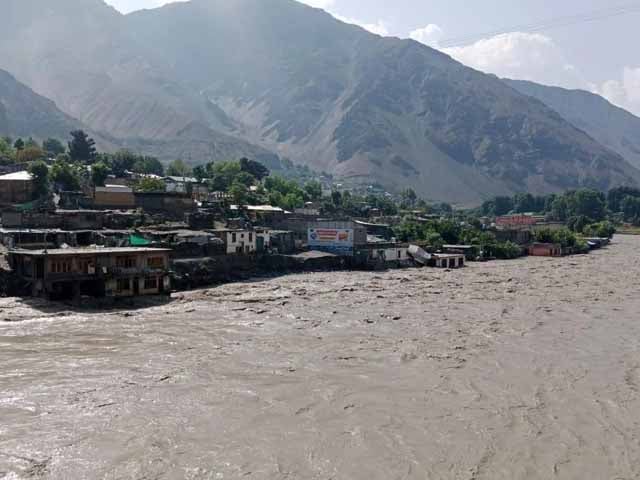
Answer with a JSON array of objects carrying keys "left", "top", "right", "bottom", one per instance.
[{"left": 8, "top": 247, "right": 171, "bottom": 300}]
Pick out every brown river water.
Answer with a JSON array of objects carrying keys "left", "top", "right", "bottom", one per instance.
[{"left": 2, "top": 235, "right": 640, "bottom": 479}]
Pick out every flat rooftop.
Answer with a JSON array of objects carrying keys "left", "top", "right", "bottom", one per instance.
[{"left": 9, "top": 247, "right": 171, "bottom": 257}]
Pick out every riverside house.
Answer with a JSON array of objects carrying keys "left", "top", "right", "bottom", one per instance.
[{"left": 8, "top": 247, "right": 171, "bottom": 300}]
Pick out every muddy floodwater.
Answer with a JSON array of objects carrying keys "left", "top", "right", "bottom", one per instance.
[{"left": 2, "top": 236, "right": 640, "bottom": 479}]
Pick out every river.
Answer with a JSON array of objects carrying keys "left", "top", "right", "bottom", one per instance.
[{"left": 2, "top": 235, "right": 640, "bottom": 479}]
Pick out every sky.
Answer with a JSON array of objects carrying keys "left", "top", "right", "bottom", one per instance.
[{"left": 105, "top": 0, "right": 640, "bottom": 115}]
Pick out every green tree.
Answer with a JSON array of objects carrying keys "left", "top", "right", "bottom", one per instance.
[
  {"left": 91, "top": 162, "right": 110, "bottom": 187},
  {"left": 229, "top": 182, "right": 248, "bottom": 205},
  {"left": 50, "top": 158, "right": 81, "bottom": 191},
  {"left": 0, "top": 137, "right": 14, "bottom": 163},
  {"left": 239, "top": 157, "right": 270, "bottom": 180},
  {"left": 135, "top": 177, "right": 166, "bottom": 192},
  {"left": 42, "top": 138, "right": 66, "bottom": 157},
  {"left": 16, "top": 145, "right": 46, "bottom": 163},
  {"left": 131, "top": 156, "right": 164, "bottom": 176},
  {"left": 621, "top": 196, "right": 640, "bottom": 222},
  {"left": 13, "top": 138, "right": 24, "bottom": 151},
  {"left": 166, "top": 159, "right": 192, "bottom": 177},
  {"left": 566, "top": 189, "right": 606, "bottom": 221},
  {"left": 68, "top": 130, "right": 97, "bottom": 164},
  {"left": 28, "top": 160, "right": 50, "bottom": 199},
  {"left": 193, "top": 165, "right": 208, "bottom": 182},
  {"left": 101, "top": 150, "right": 136, "bottom": 177},
  {"left": 608, "top": 186, "right": 640, "bottom": 213},
  {"left": 303, "top": 180, "right": 322, "bottom": 201}
]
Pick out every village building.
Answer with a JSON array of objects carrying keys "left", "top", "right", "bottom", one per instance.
[
  {"left": 359, "top": 240, "right": 410, "bottom": 268},
  {"left": 8, "top": 247, "right": 171, "bottom": 300},
  {"left": 211, "top": 229, "right": 257, "bottom": 255},
  {"left": 442, "top": 244, "right": 477, "bottom": 260},
  {"left": 528, "top": 243, "right": 562, "bottom": 257},
  {"left": 432, "top": 253, "right": 466, "bottom": 269},
  {"left": 93, "top": 185, "right": 136, "bottom": 209},
  {"left": 307, "top": 220, "right": 367, "bottom": 256},
  {"left": 0, "top": 171, "right": 34, "bottom": 205},
  {"left": 134, "top": 191, "right": 196, "bottom": 217}
]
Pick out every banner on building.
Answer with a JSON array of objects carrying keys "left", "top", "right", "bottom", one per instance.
[{"left": 308, "top": 228, "right": 354, "bottom": 255}]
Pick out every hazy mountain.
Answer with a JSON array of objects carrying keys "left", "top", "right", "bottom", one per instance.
[
  {"left": 2, "top": 0, "right": 639, "bottom": 203},
  {"left": 0, "top": 68, "right": 108, "bottom": 147},
  {"left": 505, "top": 79, "right": 640, "bottom": 171}
]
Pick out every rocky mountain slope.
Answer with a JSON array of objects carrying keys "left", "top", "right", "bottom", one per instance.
[
  {"left": 1, "top": 0, "right": 639, "bottom": 202},
  {"left": 0, "top": 68, "right": 85, "bottom": 142},
  {"left": 505, "top": 79, "right": 640, "bottom": 171}
]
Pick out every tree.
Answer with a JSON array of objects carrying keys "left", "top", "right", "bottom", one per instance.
[
  {"left": 101, "top": 150, "right": 136, "bottom": 177},
  {"left": 68, "top": 130, "right": 96, "bottom": 164},
  {"left": 608, "top": 186, "right": 640, "bottom": 213},
  {"left": 239, "top": 157, "right": 270, "bottom": 180},
  {"left": 131, "top": 156, "right": 164, "bottom": 176},
  {"left": 193, "top": 165, "right": 208, "bottom": 182},
  {"left": 13, "top": 138, "right": 24, "bottom": 151},
  {"left": 50, "top": 158, "right": 81, "bottom": 191},
  {"left": 91, "top": 162, "right": 110, "bottom": 187},
  {"left": 0, "top": 138, "right": 14, "bottom": 163},
  {"left": 135, "top": 177, "right": 166, "bottom": 192},
  {"left": 621, "top": 196, "right": 640, "bottom": 223},
  {"left": 229, "top": 182, "right": 248, "bottom": 205},
  {"left": 28, "top": 160, "right": 50, "bottom": 199},
  {"left": 42, "top": 138, "right": 66, "bottom": 157},
  {"left": 16, "top": 146, "right": 46, "bottom": 164},
  {"left": 400, "top": 188, "right": 418, "bottom": 209},
  {"left": 166, "top": 159, "right": 192, "bottom": 177},
  {"left": 566, "top": 189, "right": 606, "bottom": 221},
  {"left": 304, "top": 180, "right": 323, "bottom": 201}
]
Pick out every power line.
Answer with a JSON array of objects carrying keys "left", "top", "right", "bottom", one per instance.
[{"left": 439, "top": 1, "right": 640, "bottom": 48}]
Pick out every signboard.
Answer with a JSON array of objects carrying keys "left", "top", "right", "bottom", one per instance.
[{"left": 308, "top": 228, "right": 354, "bottom": 255}]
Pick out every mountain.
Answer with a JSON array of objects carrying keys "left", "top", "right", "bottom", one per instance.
[
  {"left": 504, "top": 79, "right": 640, "bottom": 171},
  {"left": 1, "top": 0, "right": 639, "bottom": 203},
  {"left": 0, "top": 68, "right": 85, "bottom": 142}
]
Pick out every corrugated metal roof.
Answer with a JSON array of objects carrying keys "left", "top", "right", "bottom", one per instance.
[{"left": 0, "top": 171, "right": 33, "bottom": 181}]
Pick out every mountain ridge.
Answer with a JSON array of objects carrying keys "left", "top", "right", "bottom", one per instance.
[{"left": 1, "top": 0, "right": 639, "bottom": 203}]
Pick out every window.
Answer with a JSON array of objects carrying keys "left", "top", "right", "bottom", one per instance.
[
  {"left": 144, "top": 277, "right": 158, "bottom": 290},
  {"left": 231, "top": 233, "right": 237, "bottom": 243},
  {"left": 249, "top": 233, "right": 253, "bottom": 242},
  {"left": 117, "top": 279, "right": 131, "bottom": 291},
  {"left": 117, "top": 256, "right": 136, "bottom": 269},
  {"left": 240, "top": 233, "right": 245, "bottom": 239},
  {"left": 50, "top": 260, "right": 72, "bottom": 274},
  {"left": 147, "top": 257, "right": 165, "bottom": 269}
]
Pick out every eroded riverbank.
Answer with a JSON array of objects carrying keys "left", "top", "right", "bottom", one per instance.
[{"left": 2, "top": 236, "right": 640, "bottom": 479}]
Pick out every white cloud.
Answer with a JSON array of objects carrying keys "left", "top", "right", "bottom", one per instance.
[
  {"left": 597, "top": 67, "right": 640, "bottom": 116},
  {"left": 443, "top": 32, "right": 589, "bottom": 90},
  {"left": 299, "top": 0, "right": 335, "bottom": 8},
  {"left": 409, "top": 24, "right": 444, "bottom": 48},
  {"left": 105, "top": 0, "right": 182, "bottom": 14},
  {"left": 335, "top": 15, "right": 389, "bottom": 36}
]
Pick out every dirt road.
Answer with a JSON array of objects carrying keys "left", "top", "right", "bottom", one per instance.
[{"left": 2, "top": 236, "right": 640, "bottom": 479}]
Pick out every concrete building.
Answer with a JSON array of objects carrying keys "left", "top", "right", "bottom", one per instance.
[
  {"left": 93, "top": 185, "right": 136, "bottom": 209},
  {"left": 432, "top": 253, "right": 465, "bottom": 269},
  {"left": 307, "top": 220, "right": 367, "bottom": 256},
  {"left": 0, "top": 171, "right": 33, "bottom": 205},
  {"left": 212, "top": 229, "right": 257, "bottom": 255},
  {"left": 8, "top": 247, "right": 171, "bottom": 300},
  {"left": 528, "top": 243, "right": 562, "bottom": 257}
]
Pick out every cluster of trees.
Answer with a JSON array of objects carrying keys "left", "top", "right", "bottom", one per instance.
[
  {"left": 533, "top": 227, "right": 590, "bottom": 253},
  {"left": 394, "top": 218, "right": 522, "bottom": 259},
  {"left": 607, "top": 187, "right": 640, "bottom": 225},
  {"left": 479, "top": 188, "right": 633, "bottom": 232},
  {"left": 13, "top": 130, "right": 173, "bottom": 199}
]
